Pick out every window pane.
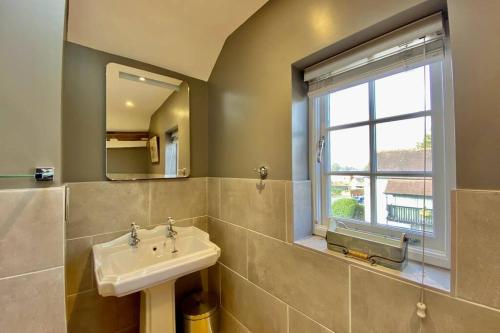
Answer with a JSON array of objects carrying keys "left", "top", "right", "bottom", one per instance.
[
  {"left": 329, "top": 83, "right": 369, "bottom": 127},
  {"left": 376, "top": 177, "right": 433, "bottom": 233},
  {"left": 330, "top": 126, "right": 370, "bottom": 172},
  {"left": 331, "top": 176, "right": 371, "bottom": 223},
  {"left": 375, "top": 66, "right": 431, "bottom": 119},
  {"left": 376, "top": 117, "right": 432, "bottom": 172}
]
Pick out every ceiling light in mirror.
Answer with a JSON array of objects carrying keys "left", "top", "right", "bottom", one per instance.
[{"left": 106, "top": 63, "right": 190, "bottom": 181}]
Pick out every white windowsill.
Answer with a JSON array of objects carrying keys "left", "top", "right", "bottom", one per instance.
[{"left": 295, "top": 235, "right": 450, "bottom": 293}]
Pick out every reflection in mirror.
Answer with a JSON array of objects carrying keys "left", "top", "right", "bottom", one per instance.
[{"left": 106, "top": 63, "right": 190, "bottom": 180}]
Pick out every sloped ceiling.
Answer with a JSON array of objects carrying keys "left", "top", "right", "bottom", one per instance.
[
  {"left": 67, "top": 0, "right": 268, "bottom": 81},
  {"left": 106, "top": 63, "right": 182, "bottom": 132}
]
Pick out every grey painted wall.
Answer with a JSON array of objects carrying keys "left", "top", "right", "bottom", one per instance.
[
  {"left": 148, "top": 82, "right": 190, "bottom": 176},
  {"left": 106, "top": 147, "right": 150, "bottom": 174},
  {"left": 447, "top": 0, "right": 500, "bottom": 189},
  {"left": 63, "top": 42, "right": 208, "bottom": 182},
  {"left": 208, "top": 0, "right": 442, "bottom": 180},
  {"left": 208, "top": 0, "right": 500, "bottom": 190},
  {"left": 0, "top": 0, "right": 66, "bottom": 189}
]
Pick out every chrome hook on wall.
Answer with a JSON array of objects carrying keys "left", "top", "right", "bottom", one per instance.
[
  {"left": 253, "top": 166, "right": 268, "bottom": 193},
  {"left": 253, "top": 166, "right": 268, "bottom": 180}
]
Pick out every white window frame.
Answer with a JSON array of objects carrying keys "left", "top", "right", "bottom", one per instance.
[{"left": 309, "top": 37, "right": 455, "bottom": 269}]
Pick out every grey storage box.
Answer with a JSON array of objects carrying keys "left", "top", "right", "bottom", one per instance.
[
  {"left": 326, "top": 222, "right": 408, "bottom": 270},
  {"left": 182, "top": 292, "right": 218, "bottom": 333}
]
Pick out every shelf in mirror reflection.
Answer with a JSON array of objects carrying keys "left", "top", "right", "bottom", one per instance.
[{"left": 105, "top": 63, "right": 190, "bottom": 180}]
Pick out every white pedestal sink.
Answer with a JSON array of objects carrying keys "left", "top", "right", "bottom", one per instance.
[{"left": 93, "top": 225, "right": 220, "bottom": 333}]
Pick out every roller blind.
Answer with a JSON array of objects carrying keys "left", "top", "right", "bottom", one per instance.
[{"left": 305, "top": 13, "right": 444, "bottom": 93}]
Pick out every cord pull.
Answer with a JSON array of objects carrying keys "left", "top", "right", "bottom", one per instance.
[{"left": 416, "top": 302, "right": 427, "bottom": 319}]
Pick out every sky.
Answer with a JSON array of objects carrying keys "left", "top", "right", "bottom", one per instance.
[{"left": 329, "top": 66, "right": 432, "bottom": 171}]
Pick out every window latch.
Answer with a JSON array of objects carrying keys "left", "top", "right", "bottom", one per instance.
[{"left": 317, "top": 136, "right": 325, "bottom": 163}]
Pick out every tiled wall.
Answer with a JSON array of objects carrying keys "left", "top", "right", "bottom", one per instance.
[
  {"left": 207, "top": 177, "right": 500, "bottom": 333},
  {"left": 65, "top": 178, "right": 208, "bottom": 333},
  {"left": 0, "top": 187, "right": 66, "bottom": 332},
  {"left": 62, "top": 177, "right": 500, "bottom": 333}
]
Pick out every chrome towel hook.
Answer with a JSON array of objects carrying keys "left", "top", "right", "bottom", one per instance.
[{"left": 253, "top": 166, "right": 268, "bottom": 180}]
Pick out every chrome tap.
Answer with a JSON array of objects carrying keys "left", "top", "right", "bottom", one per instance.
[
  {"left": 129, "top": 223, "right": 141, "bottom": 247},
  {"left": 166, "top": 217, "right": 177, "bottom": 238},
  {"left": 166, "top": 217, "right": 178, "bottom": 253}
]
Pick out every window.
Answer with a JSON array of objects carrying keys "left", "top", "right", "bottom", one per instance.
[
  {"left": 165, "top": 130, "right": 179, "bottom": 177},
  {"left": 306, "top": 14, "right": 455, "bottom": 268}
]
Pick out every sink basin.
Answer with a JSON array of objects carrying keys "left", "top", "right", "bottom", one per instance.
[{"left": 93, "top": 225, "right": 220, "bottom": 297}]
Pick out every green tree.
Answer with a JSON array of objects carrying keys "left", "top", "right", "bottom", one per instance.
[
  {"left": 332, "top": 198, "right": 365, "bottom": 220},
  {"left": 416, "top": 134, "right": 432, "bottom": 149}
]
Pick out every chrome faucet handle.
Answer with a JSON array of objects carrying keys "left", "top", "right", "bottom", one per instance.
[
  {"left": 166, "top": 217, "right": 175, "bottom": 226},
  {"left": 166, "top": 217, "right": 177, "bottom": 236},
  {"left": 129, "top": 223, "right": 141, "bottom": 247}
]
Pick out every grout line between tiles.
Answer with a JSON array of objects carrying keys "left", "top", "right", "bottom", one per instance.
[
  {"left": 218, "top": 177, "right": 222, "bottom": 219},
  {"left": 246, "top": 229, "right": 249, "bottom": 278},
  {"left": 220, "top": 304, "right": 250, "bottom": 332},
  {"left": 66, "top": 288, "right": 97, "bottom": 298},
  {"left": 348, "top": 264, "right": 352, "bottom": 333},
  {"left": 286, "top": 305, "right": 290, "bottom": 333},
  {"left": 287, "top": 305, "right": 335, "bottom": 333},
  {"left": 66, "top": 216, "right": 204, "bottom": 242},
  {"left": 218, "top": 263, "right": 222, "bottom": 306},
  {"left": 62, "top": 187, "right": 68, "bottom": 328},
  {"left": 454, "top": 192, "right": 459, "bottom": 298},
  {"left": 209, "top": 216, "right": 289, "bottom": 246},
  {"left": 0, "top": 265, "right": 64, "bottom": 282},
  {"left": 284, "top": 181, "right": 288, "bottom": 243},
  {"left": 219, "top": 262, "right": 287, "bottom": 307}
]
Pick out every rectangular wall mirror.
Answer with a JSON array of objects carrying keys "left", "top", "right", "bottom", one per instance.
[{"left": 105, "top": 63, "right": 190, "bottom": 180}]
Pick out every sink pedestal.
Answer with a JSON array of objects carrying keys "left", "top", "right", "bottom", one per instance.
[{"left": 140, "top": 280, "right": 176, "bottom": 333}]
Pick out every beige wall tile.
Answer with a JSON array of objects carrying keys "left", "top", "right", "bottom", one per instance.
[
  {"left": 289, "top": 307, "right": 333, "bottom": 333},
  {"left": 351, "top": 265, "right": 500, "bottom": 333},
  {"left": 194, "top": 215, "right": 208, "bottom": 231},
  {"left": 286, "top": 181, "right": 312, "bottom": 243},
  {"left": 0, "top": 267, "right": 66, "bottom": 333},
  {"left": 423, "top": 290, "right": 500, "bottom": 333},
  {"left": 0, "top": 187, "right": 64, "bottom": 278},
  {"left": 247, "top": 232, "right": 349, "bottom": 333},
  {"left": 208, "top": 177, "right": 221, "bottom": 218},
  {"left": 221, "top": 178, "right": 286, "bottom": 240},
  {"left": 150, "top": 178, "right": 207, "bottom": 225},
  {"left": 66, "top": 289, "right": 139, "bottom": 333},
  {"left": 285, "top": 181, "right": 293, "bottom": 242},
  {"left": 174, "top": 218, "right": 195, "bottom": 228},
  {"left": 221, "top": 265, "right": 287, "bottom": 333},
  {"left": 208, "top": 218, "right": 248, "bottom": 277},
  {"left": 66, "top": 237, "right": 93, "bottom": 295},
  {"left": 220, "top": 307, "right": 249, "bottom": 333},
  {"left": 292, "top": 181, "right": 312, "bottom": 241},
  {"left": 67, "top": 181, "right": 149, "bottom": 238},
  {"left": 93, "top": 230, "right": 129, "bottom": 245},
  {"left": 456, "top": 190, "right": 500, "bottom": 309},
  {"left": 450, "top": 190, "right": 457, "bottom": 296},
  {"left": 208, "top": 262, "right": 221, "bottom": 298},
  {"left": 351, "top": 266, "right": 421, "bottom": 333}
]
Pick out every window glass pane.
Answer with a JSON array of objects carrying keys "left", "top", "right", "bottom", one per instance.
[
  {"left": 376, "top": 177, "right": 433, "bottom": 233},
  {"left": 375, "top": 66, "right": 431, "bottom": 119},
  {"left": 330, "top": 126, "right": 370, "bottom": 172},
  {"left": 331, "top": 176, "right": 371, "bottom": 223},
  {"left": 376, "top": 117, "right": 432, "bottom": 172},
  {"left": 329, "top": 83, "right": 369, "bottom": 127}
]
